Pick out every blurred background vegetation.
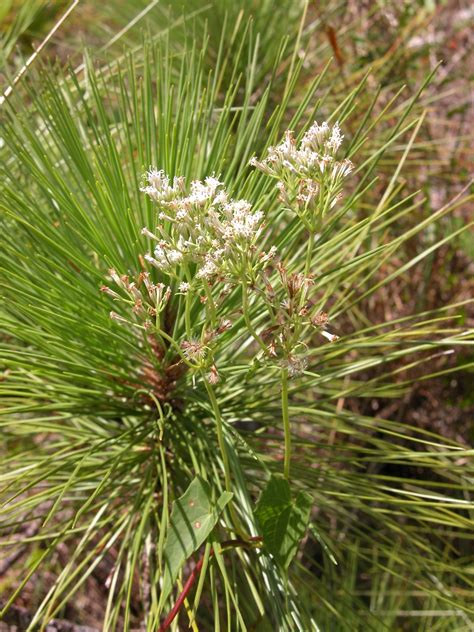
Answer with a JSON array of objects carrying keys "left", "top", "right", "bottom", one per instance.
[{"left": 0, "top": 1, "right": 472, "bottom": 630}]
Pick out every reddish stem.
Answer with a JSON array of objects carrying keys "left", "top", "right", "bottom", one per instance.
[
  {"left": 158, "top": 536, "right": 262, "bottom": 632},
  {"left": 159, "top": 557, "right": 205, "bottom": 632}
]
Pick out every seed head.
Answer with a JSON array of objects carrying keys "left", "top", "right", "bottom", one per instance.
[
  {"left": 312, "top": 312, "right": 329, "bottom": 328},
  {"left": 181, "top": 339, "right": 206, "bottom": 362}
]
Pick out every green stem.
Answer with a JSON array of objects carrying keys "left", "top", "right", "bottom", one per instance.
[
  {"left": 203, "top": 377, "right": 232, "bottom": 494},
  {"left": 281, "top": 367, "right": 291, "bottom": 479},
  {"left": 183, "top": 265, "right": 193, "bottom": 338},
  {"left": 204, "top": 282, "right": 217, "bottom": 328},
  {"left": 241, "top": 282, "right": 267, "bottom": 353},
  {"left": 184, "top": 290, "right": 192, "bottom": 338},
  {"left": 292, "top": 229, "right": 315, "bottom": 346},
  {"left": 304, "top": 230, "right": 315, "bottom": 280},
  {"left": 203, "top": 376, "right": 245, "bottom": 536}
]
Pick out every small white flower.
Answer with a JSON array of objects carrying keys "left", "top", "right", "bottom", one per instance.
[
  {"left": 108, "top": 268, "right": 124, "bottom": 287},
  {"left": 144, "top": 253, "right": 159, "bottom": 268},
  {"left": 321, "top": 330, "right": 339, "bottom": 343},
  {"left": 215, "top": 191, "right": 229, "bottom": 205},
  {"left": 327, "top": 123, "right": 343, "bottom": 153},
  {"left": 197, "top": 257, "right": 219, "bottom": 280},
  {"left": 260, "top": 246, "right": 278, "bottom": 263},
  {"left": 141, "top": 227, "right": 158, "bottom": 240},
  {"left": 100, "top": 285, "right": 120, "bottom": 298},
  {"left": 189, "top": 177, "right": 223, "bottom": 205},
  {"left": 140, "top": 168, "right": 185, "bottom": 204},
  {"left": 301, "top": 121, "right": 330, "bottom": 153},
  {"left": 153, "top": 245, "right": 167, "bottom": 261},
  {"left": 109, "top": 311, "right": 128, "bottom": 323},
  {"left": 205, "top": 176, "right": 223, "bottom": 190},
  {"left": 167, "top": 250, "right": 183, "bottom": 264},
  {"left": 179, "top": 281, "right": 190, "bottom": 293},
  {"left": 331, "top": 159, "right": 353, "bottom": 180},
  {"left": 147, "top": 168, "right": 168, "bottom": 189}
]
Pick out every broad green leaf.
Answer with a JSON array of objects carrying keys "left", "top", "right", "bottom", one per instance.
[
  {"left": 255, "top": 476, "right": 312, "bottom": 569},
  {"left": 159, "top": 476, "right": 232, "bottom": 607}
]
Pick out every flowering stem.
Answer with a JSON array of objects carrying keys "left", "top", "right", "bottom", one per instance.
[
  {"left": 281, "top": 367, "right": 291, "bottom": 479},
  {"left": 241, "top": 283, "right": 267, "bottom": 353},
  {"left": 304, "top": 230, "right": 315, "bottom": 280},
  {"left": 293, "top": 229, "right": 316, "bottom": 340},
  {"left": 183, "top": 266, "right": 193, "bottom": 337},
  {"left": 203, "top": 377, "right": 246, "bottom": 536},
  {"left": 203, "top": 282, "right": 217, "bottom": 328},
  {"left": 204, "top": 377, "right": 232, "bottom": 491},
  {"left": 184, "top": 291, "right": 192, "bottom": 338}
]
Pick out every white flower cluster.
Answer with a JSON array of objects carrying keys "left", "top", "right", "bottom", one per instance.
[
  {"left": 141, "top": 171, "right": 265, "bottom": 282},
  {"left": 250, "top": 121, "right": 353, "bottom": 228},
  {"left": 140, "top": 169, "right": 186, "bottom": 204}
]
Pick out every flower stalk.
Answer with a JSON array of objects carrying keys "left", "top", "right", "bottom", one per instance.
[
  {"left": 281, "top": 366, "right": 291, "bottom": 479},
  {"left": 241, "top": 282, "right": 267, "bottom": 353},
  {"left": 203, "top": 376, "right": 246, "bottom": 537}
]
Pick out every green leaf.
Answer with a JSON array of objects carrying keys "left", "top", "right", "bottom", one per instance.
[
  {"left": 255, "top": 476, "right": 312, "bottom": 569},
  {"left": 160, "top": 477, "right": 232, "bottom": 607}
]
